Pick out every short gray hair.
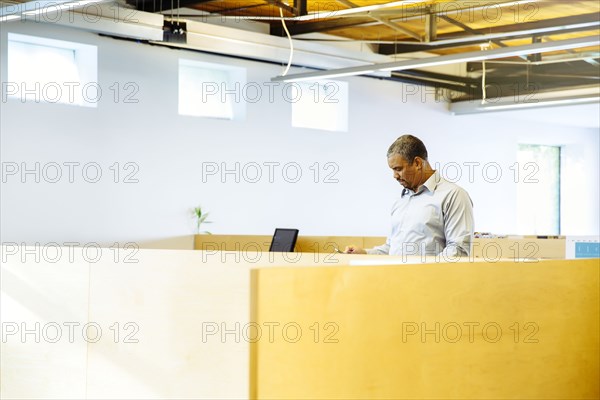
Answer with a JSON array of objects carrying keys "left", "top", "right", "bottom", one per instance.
[{"left": 387, "top": 134, "right": 428, "bottom": 162}]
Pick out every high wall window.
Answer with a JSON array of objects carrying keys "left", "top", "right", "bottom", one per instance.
[
  {"left": 291, "top": 80, "right": 348, "bottom": 132},
  {"left": 178, "top": 59, "right": 246, "bottom": 120},
  {"left": 517, "top": 144, "right": 561, "bottom": 235},
  {"left": 6, "top": 33, "right": 98, "bottom": 107}
]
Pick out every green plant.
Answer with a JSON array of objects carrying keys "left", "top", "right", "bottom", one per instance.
[{"left": 193, "top": 206, "right": 212, "bottom": 234}]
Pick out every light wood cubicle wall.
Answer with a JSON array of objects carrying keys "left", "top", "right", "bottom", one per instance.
[
  {"left": 250, "top": 259, "right": 599, "bottom": 399},
  {"left": 194, "top": 234, "right": 567, "bottom": 259},
  {"left": 0, "top": 245, "right": 361, "bottom": 399},
  {"left": 2, "top": 241, "right": 593, "bottom": 399}
]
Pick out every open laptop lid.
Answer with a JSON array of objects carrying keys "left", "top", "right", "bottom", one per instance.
[{"left": 269, "top": 228, "right": 299, "bottom": 252}]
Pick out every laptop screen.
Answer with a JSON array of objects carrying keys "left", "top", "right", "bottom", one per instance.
[{"left": 269, "top": 228, "right": 299, "bottom": 252}]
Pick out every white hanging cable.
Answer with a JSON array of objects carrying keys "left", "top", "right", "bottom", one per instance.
[
  {"left": 481, "top": 59, "right": 487, "bottom": 104},
  {"left": 279, "top": 7, "right": 294, "bottom": 76},
  {"left": 480, "top": 42, "right": 492, "bottom": 104}
]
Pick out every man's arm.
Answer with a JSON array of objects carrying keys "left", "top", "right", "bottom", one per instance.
[{"left": 441, "top": 188, "right": 474, "bottom": 257}]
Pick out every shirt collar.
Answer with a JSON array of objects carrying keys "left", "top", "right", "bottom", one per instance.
[{"left": 401, "top": 170, "right": 440, "bottom": 197}]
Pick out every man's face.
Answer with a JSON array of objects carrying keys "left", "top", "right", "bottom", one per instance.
[{"left": 388, "top": 154, "right": 422, "bottom": 191}]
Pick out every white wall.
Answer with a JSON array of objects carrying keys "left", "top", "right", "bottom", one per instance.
[{"left": 1, "top": 21, "right": 598, "bottom": 245}]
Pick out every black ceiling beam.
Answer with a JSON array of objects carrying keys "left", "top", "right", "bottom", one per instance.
[
  {"left": 270, "top": 17, "right": 370, "bottom": 36},
  {"left": 126, "top": 0, "right": 216, "bottom": 13},
  {"left": 528, "top": 36, "right": 543, "bottom": 62},
  {"left": 467, "top": 59, "right": 600, "bottom": 74},
  {"left": 294, "top": 0, "right": 307, "bottom": 17},
  {"left": 218, "top": 4, "right": 265, "bottom": 14},
  {"left": 459, "top": 81, "right": 593, "bottom": 99},
  {"left": 263, "top": 0, "right": 296, "bottom": 16},
  {"left": 386, "top": 74, "right": 475, "bottom": 94},
  {"left": 382, "top": 69, "right": 596, "bottom": 99},
  {"left": 446, "top": 12, "right": 599, "bottom": 36},
  {"left": 454, "top": 79, "right": 597, "bottom": 101},
  {"left": 394, "top": 69, "right": 480, "bottom": 86},
  {"left": 380, "top": 26, "right": 597, "bottom": 54},
  {"left": 485, "top": 78, "right": 595, "bottom": 88},
  {"left": 439, "top": 14, "right": 507, "bottom": 49}
]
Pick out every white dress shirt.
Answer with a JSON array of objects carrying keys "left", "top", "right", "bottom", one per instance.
[{"left": 368, "top": 170, "right": 474, "bottom": 257}]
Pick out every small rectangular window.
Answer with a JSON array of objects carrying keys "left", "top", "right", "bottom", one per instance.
[
  {"left": 178, "top": 59, "right": 246, "bottom": 120},
  {"left": 517, "top": 144, "right": 561, "bottom": 235},
  {"left": 291, "top": 80, "right": 348, "bottom": 132},
  {"left": 6, "top": 33, "right": 98, "bottom": 107}
]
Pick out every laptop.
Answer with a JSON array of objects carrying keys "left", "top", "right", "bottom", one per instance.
[{"left": 269, "top": 228, "right": 299, "bottom": 252}]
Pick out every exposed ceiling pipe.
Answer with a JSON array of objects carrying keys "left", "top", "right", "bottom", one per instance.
[
  {"left": 2, "top": 1, "right": 398, "bottom": 72},
  {"left": 153, "top": 18, "right": 394, "bottom": 75}
]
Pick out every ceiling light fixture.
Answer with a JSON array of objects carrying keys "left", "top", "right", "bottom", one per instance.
[
  {"left": 22, "top": 0, "right": 103, "bottom": 15},
  {"left": 1, "top": 0, "right": 105, "bottom": 19},
  {"left": 0, "top": 14, "right": 20, "bottom": 22},
  {"left": 272, "top": 36, "right": 600, "bottom": 82},
  {"left": 451, "top": 94, "right": 599, "bottom": 114},
  {"left": 305, "top": 70, "right": 377, "bottom": 80}
]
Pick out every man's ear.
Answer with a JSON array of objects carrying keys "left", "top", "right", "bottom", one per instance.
[{"left": 413, "top": 157, "right": 424, "bottom": 169}]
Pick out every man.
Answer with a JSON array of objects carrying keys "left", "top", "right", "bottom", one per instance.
[{"left": 345, "top": 135, "right": 474, "bottom": 257}]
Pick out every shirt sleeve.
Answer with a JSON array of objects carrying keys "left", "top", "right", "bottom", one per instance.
[{"left": 440, "top": 188, "right": 474, "bottom": 257}]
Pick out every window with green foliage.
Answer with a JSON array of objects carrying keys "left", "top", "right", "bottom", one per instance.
[{"left": 517, "top": 144, "right": 561, "bottom": 235}]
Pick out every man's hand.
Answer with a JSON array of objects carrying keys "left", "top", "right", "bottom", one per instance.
[{"left": 344, "top": 245, "right": 367, "bottom": 254}]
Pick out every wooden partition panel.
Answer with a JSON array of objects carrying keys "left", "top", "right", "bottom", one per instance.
[
  {"left": 361, "top": 236, "right": 388, "bottom": 249},
  {"left": 472, "top": 238, "right": 566, "bottom": 260},
  {"left": 250, "top": 259, "right": 600, "bottom": 399},
  {"left": 1, "top": 247, "right": 90, "bottom": 399},
  {"left": 1, "top": 246, "right": 362, "bottom": 399},
  {"left": 295, "top": 236, "right": 368, "bottom": 253},
  {"left": 137, "top": 235, "right": 195, "bottom": 250},
  {"left": 194, "top": 235, "right": 371, "bottom": 253},
  {"left": 195, "top": 235, "right": 566, "bottom": 259},
  {"left": 194, "top": 235, "right": 272, "bottom": 252},
  {"left": 4, "top": 244, "right": 592, "bottom": 399}
]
